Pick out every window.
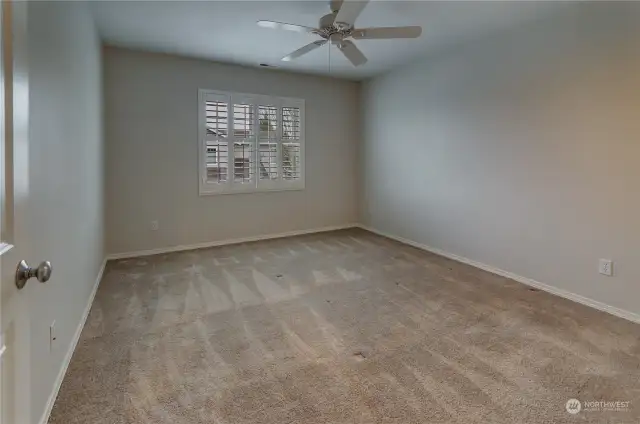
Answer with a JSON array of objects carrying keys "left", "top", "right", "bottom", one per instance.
[{"left": 199, "top": 89, "right": 305, "bottom": 195}]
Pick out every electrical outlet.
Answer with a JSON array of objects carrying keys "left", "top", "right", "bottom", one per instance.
[
  {"left": 49, "top": 321, "right": 57, "bottom": 352},
  {"left": 598, "top": 259, "right": 613, "bottom": 276},
  {"left": 150, "top": 220, "right": 159, "bottom": 231}
]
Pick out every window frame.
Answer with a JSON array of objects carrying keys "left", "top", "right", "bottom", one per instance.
[{"left": 198, "top": 89, "right": 305, "bottom": 196}]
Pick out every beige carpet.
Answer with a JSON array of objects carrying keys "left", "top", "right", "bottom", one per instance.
[{"left": 49, "top": 229, "right": 640, "bottom": 423}]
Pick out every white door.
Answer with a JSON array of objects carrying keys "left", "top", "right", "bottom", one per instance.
[{"left": 1, "top": 2, "right": 33, "bottom": 424}]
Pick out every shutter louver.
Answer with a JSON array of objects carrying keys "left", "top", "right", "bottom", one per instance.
[
  {"left": 233, "top": 103, "right": 255, "bottom": 183},
  {"left": 259, "top": 105, "right": 278, "bottom": 180},
  {"left": 206, "top": 142, "right": 229, "bottom": 182},
  {"left": 282, "top": 106, "right": 302, "bottom": 180},
  {"left": 205, "top": 100, "right": 229, "bottom": 183},
  {"left": 205, "top": 101, "right": 228, "bottom": 137}
]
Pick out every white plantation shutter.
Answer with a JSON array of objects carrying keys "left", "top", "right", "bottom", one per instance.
[
  {"left": 281, "top": 105, "right": 303, "bottom": 182},
  {"left": 199, "top": 90, "right": 304, "bottom": 195},
  {"left": 258, "top": 104, "right": 279, "bottom": 184},
  {"left": 205, "top": 100, "right": 228, "bottom": 138},
  {"left": 202, "top": 92, "right": 231, "bottom": 185},
  {"left": 232, "top": 100, "right": 256, "bottom": 185}
]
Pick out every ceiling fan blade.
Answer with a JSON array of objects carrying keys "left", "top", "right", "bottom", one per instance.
[
  {"left": 334, "top": 0, "right": 369, "bottom": 26},
  {"left": 337, "top": 40, "right": 367, "bottom": 66},
  {"left": 257, "top": 20, "right": 318, "bottom": 34},
  {"left": 282, "top": 40, "right": 327, "bottom": 62},
  {"left": 329, "top": 0, "right": 343, "bottom": 13},
  {"left": 352, "top": 26, "right": 422, "bottom": 39}
]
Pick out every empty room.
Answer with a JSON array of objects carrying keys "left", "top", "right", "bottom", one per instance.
[{"left": 0, "top": 1, "right": 639, "bottom": 423}]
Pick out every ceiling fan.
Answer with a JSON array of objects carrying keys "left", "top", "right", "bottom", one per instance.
[{"left": 257, "top": 0, "right": 422, "bottom": 67}]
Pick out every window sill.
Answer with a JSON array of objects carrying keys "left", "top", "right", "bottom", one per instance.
[{"left": 199, "top": 184, "right": 305, "bottom": 197}]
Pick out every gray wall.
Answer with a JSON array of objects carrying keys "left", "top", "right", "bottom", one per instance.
[
  {"left": 104, "top": 47, "right": 360, "bottom": 254},
  {"left": 27, "top": 1, "right": 104, "bottom": 422},
  {"left": 361, "top": 3, "right": 640, "bottom": 316}
]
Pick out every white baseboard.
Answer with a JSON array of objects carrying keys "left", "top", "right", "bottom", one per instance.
[
  {"left": 359, "top": 225, "right": 640, "bottom": 325},
  {"left": 38, "top": 258, "right": 107, "bottom": 424},
  {"left": 106, "top": 224, "right": 360, "bottom": 260}
]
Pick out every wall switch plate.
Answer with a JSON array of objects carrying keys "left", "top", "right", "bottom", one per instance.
[
  {"left": 150, "top": 220, "right": 159, "bottom": 231},
  {"left": 598, "top": 259, "right": 613, "bottom": 276},
  {"left": 50, "top": 321, "right": 57, "bottom": 352}
]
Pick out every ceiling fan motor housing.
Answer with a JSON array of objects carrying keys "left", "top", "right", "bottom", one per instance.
[{"left": 317, "top": 12, "right": 352, "bottom": 41}]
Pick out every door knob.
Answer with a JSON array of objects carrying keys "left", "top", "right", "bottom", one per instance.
[{"left": 15, "top": 260, "right": 52, "bottom": 289}]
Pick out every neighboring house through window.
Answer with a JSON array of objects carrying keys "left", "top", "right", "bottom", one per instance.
[{"left": 199, "top": 89, "right": 305, "bottom": 195}]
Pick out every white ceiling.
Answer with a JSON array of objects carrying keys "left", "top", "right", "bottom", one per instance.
[{"left": 90, "top": 1, "right": 563, "bottom": 80}]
